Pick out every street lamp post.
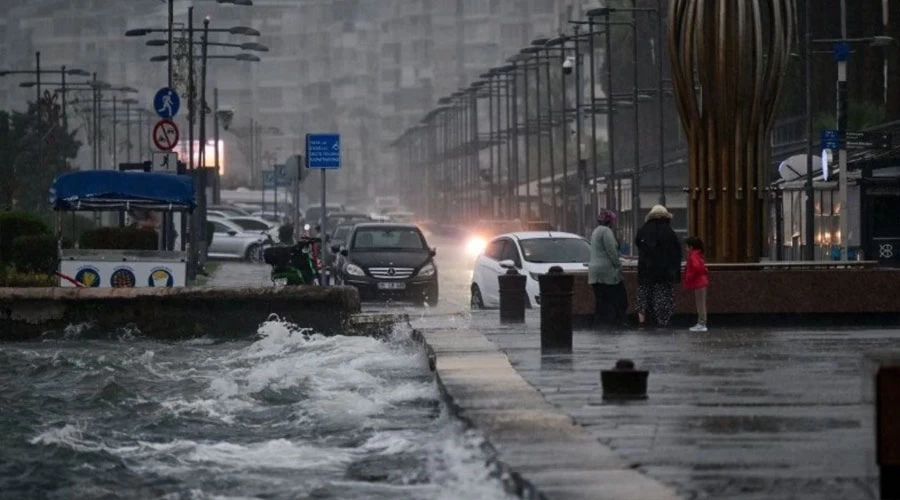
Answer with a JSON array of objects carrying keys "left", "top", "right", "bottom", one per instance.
[
  {"left": 539, "top": 42, "right": 558, "bottom": 228},
  {"left": 574, "top": 26, "right": 585, "bottom": 234}
]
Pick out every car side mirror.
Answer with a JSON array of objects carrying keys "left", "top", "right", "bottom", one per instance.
[
  {"left": 499, "top": 259, "right": 515, "bottom": 269},
  {"left": 330, "top": 245, "right": 341, "bottom": 254},
  {"left": 429, "top": 247, "right": 437, "bottom": 257},
  {"left": 340, "top": 249, "right": 348, "bottom": 257},
  {"left": 227, "top": 230, "right": 237, "bottom": 236}
]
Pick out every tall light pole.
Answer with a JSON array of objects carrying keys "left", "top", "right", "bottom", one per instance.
[
  {"left": 804, "top": 0, "right": 815, "bottom": 260},
  {"left": 838, "top": 0, "right": 849, "bottom": 262},
  {"left": 574, "top": 25, "right": 586, "bottom": 234}
]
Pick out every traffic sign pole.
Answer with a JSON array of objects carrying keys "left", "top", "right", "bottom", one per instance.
[{"left": 306, "top": 134, "right": 341, "bottom": 287}]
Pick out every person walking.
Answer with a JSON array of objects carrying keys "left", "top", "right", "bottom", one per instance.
[
  {"left": 588, "top": 209, "right": 627, "bottom": 326},
  {"left": 683, "top": 236, "right": 709, "bottom": 332},
  {"left": 634, "top": 205, "right": 682, "bottom": 327}
]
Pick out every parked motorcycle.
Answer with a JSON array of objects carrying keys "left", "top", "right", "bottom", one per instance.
[{"left": 262, "top": 236, "right": 320, "bottom": 286}]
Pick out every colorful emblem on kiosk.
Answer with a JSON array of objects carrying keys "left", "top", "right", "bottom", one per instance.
[
  {"left": 110, "top": 267, "right": 137, "bottom": 288},
  {"left": 148, "top": 267, "right": 175, "bottom": 287},
  {"left": 74, "top": 266, "right": 101, "bottom": 287}
]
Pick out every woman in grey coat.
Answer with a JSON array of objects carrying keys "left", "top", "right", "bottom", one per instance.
[{"left": 588, "top": 209, "right": 627, "bottom": 326}]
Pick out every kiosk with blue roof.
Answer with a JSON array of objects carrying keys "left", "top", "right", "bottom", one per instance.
[{"left": 49, "top": 170, "right": 195, "bottom": 288}]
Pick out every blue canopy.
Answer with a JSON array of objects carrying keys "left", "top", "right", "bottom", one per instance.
[{"left": 50, "top": 170, "right": 196, "bottom": 211}]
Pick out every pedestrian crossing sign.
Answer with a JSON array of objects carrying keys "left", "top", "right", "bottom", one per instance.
[{"left": 152, "top": 152, "right": 178, "bottom": 173}]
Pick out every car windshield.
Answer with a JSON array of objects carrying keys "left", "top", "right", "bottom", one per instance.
[
  {"left": 352, "top": 228, "right": 425, "bottom": 250},
  {"left": 519, "top": 238, "right": 590, "bottom": 264}
]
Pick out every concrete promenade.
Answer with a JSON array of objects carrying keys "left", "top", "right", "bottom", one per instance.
[
  {"left": 414, "top": 324, "right": 680, "bottom": 500},
  {"left": 470, "top": 311, "right": 899, "bottom": 500}
]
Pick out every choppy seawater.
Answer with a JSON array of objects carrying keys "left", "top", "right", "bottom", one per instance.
[{"left": 0, "top": 320, "right": 514, "bottom": 500}]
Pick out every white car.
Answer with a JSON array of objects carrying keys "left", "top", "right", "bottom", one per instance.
[
  {"left": 226, "top": 215, "right": 280, "bottom": 241},
  {"left": 471, "top": 232, "right": 591, "bottom": 309},
  {"left": 207, "top": 217, "right": 268, "bottom": 261}
]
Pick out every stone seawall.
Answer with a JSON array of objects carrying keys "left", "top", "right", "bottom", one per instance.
[{"left": 0, "top": 286, "right": 360, "bottom": 341}]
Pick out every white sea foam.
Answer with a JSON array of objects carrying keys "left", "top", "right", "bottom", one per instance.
[{"left": 24, "top": 319, "right": 513, "bottom": 499}]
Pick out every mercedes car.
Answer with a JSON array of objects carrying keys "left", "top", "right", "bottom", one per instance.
[{"left": 333, "top": 223, "right": 438, "bottom": 306}]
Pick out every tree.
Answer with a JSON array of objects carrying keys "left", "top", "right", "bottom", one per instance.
[{"left": 0, "top": 102, "right": 81, "bottom": 218}]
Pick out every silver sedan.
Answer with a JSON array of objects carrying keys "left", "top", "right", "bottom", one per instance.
[{"left": 207, "top": 217, "right": 268, "bottom": 261}]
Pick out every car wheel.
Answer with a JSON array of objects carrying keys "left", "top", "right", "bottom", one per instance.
[
  {"left": 424, "top": 284, "right": 439, "bottom": 307},
  {"left": 245, "top": 244, "right": 261, "bottom": 262},
  {"left": 470, "top": 284, "right": 485, "bottom": 310}
]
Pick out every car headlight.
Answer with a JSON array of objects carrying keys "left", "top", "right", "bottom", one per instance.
[
  {"left": 466, "top": 236, "right": 487, "bottom": 256},
  {"left": 345, "top": 263, "right": 366, "bottom": 277},
  {"left": 419, "top": 262, "right": 436, "bottom": 277},
  {"left": 529, "top": 272, "right": 542, "bottom": 282}
]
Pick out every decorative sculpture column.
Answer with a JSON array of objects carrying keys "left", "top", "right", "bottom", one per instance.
[{"left": 668, "top": 0, "right": 795, "bottom": 262}]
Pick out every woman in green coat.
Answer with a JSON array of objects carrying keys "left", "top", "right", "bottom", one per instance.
[{"left": 589, "top": 209, "right": 627, "bottom": 326}]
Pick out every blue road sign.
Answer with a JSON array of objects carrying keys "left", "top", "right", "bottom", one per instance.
[
  {"left": 833, "top": 42, "right": 850, "bottom": 62},
  {"left": 821, "top": 129, "right": 840, "bottom": 150},
  {"left": 305, "top": 133, "right": 341, "bottom": 169},
  {"left": 154, "top": 87, "right": 180, "bottom": 119}
]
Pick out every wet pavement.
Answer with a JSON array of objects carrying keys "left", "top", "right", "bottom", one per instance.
[
  {"left": 471, "top": 312, "right": 898, "bottom": 500},
  {"left": 203, "top": 238, "right": 900, "bottom": 500}
]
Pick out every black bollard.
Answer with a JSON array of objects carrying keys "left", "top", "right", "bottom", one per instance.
[
  {"left": 498, "top": 267, "right": 526, "bottom": 324},
  {"left": 877, "top": 365, "right": 900, "bottom": 499},
  {"left": 600, "top": 359, "right": 649, "bottom": 400},
  {"left": 539, "top": 266, "right": 573, "bottom": 352}
]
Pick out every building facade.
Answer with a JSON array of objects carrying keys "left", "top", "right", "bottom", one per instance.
[{"left": 1, "top": 0, "right": 602, "bottom": 205}]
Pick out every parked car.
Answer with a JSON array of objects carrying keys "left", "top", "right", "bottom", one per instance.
[
  {"left": 209, "top": 204, "right": 251, "bottom": 217},
  {"left": 305, "top": 203, "right": 346, "bottom": 227},
  {"left": 226, "top": 215, "right": 280, "bottom": 241},
  {"left": 325, "top": 212, "right": 370, "bottom": 233},
  {"left": 470, "top": 231, "right": 590, "bottom": 309},
  {"left": 332, "top": 223, "right": 438, "bottom": 306},
  {"left": 207, "top": 217, "right": 269, "bottom": 261},
  {"left": 250, "top": 211, "right": 292, "bottom": 224},
  {"left": 465, "top": 219, "right": 526, "bottom": 256},
  {"left": 386, "top": 211, "right": 415, "bottom": 223}
]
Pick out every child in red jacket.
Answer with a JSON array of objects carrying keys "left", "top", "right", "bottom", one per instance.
[{"left": 683, "top": 237, "right": 709, "bottom": 332}]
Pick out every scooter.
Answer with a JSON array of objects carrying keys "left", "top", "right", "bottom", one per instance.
[{"left": 263, "top": 236, "right": 320, "bottom": 286}]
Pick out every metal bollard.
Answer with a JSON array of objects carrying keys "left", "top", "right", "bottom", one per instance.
[
  {"left": 538, "top": 266, "right": 573, "bottom": 352},
  {"left": 877, "top": 365, "right": 900, "bottom": 499},
  {"left": 498, "top": 267, "right": 526, "bottom": 324},
  {"left": 601, "top": 359, "right": 649, "bottom": 400}
]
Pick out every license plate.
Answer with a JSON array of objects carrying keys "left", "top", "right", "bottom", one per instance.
[{"left": 377, "top": 282, "right": 406, "bottom": 290}]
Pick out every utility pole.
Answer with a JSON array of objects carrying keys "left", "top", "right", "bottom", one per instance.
[
  {"left": 198, "top": 16, "right": 210, "bottom": 269},
  {"left": 545, "top": 47, "right": 557, "bottom": 228},
  {"left": 574, "top": 25, "right": 586, "bottom": 235},
  {"left": 657, "top": 0, "right": 666, "bottom": 207},
  {"left": 214, "top": 87, "right": 220, "bottom": 205},
  {"left": 804, "top": 0, "right": 815, "bottom": 260},
  {"left": 589, "top": 18, "right": 599, "bottom": 218},
  {"left": 168, "top": 0, "right": 174, "bottom": 88},
  {"left": 838, "top": 0, "right": 849, "bottom": 261},
  {"left": 632, "top": 1, "right": 642, "bottom": 245},
  {"left": 187, "top": 6, "right": 198, "bottom": 278},
  {"left": 604, "top": 14, "right": 617, "bottom": 212},
  {"left": 35, "top": 52, "right": 42, "bottom": 170}
]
